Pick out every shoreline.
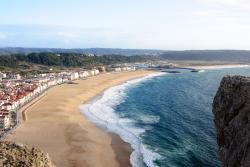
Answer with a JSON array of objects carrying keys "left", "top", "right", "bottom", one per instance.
[
  {"left": 183, "top": 64, "right": 250, "bottom": 70},
  {"left": 4, "top": 71, "right": 155, "bottom": 167},
  {"left": 80, "top": 72, "right": 166, "bottom": 167}
]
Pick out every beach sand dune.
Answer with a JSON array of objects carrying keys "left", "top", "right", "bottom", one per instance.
[{"left": 5, "top": 71, "right": 154, "bottom": 167}]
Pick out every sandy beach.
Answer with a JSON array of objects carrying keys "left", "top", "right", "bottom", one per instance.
[{"left": 5, "top": 70, "right": 155, "bottom": 167}]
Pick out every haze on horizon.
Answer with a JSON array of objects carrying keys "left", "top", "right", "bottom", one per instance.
[{"left": 0, "top": 0, "right": 250, "bottom": 50}]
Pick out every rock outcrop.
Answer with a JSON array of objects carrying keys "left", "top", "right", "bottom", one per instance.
[
  {"left": 213, "top": 75, "right": 250, "bottom": 167},
  {"left": 0, "top": 141, "right": 55, "bottom": 167}
]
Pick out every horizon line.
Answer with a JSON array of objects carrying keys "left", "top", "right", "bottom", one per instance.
[{"left": 0, "top": 46, "right": 250, "bottom": 52}]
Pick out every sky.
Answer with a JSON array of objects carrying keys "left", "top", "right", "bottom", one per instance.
[{"left": 0, "top": 0, "right": 250, "bottom": 50}]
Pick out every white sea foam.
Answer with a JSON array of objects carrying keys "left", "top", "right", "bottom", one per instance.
[
  {"left": 80, "top": 73, "right": 165, "bottom": 167},
  {"left": 141, "top": 144, "right": 162, "bottom": 167},
  {"left": 138, "top": 115, "right": 160, "bottom": 124}
]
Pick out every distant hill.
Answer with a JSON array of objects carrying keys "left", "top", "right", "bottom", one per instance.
[
  {"left": 159, "top": 50, "right": 250, "bottom": 62},
  {"left": 0, "top": 52, "right": 147, "bottom": 70},
  {"left": 2, "top": 48, "right": 250, "bottom": 63},
  {"left": 0, "top": 47, "right": 165, "bottom": 56}
]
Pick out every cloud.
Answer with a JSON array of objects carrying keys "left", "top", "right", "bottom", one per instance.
[
  {"left": 207, "top": 0, "right": 250, "bottom": 10},
  {"left": 0, "top": 32, "right": 7, "bottom": 40}
]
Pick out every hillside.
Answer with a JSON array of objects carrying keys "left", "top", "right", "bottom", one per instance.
[
  {"left": 2, "top": 48, "right": 250, "bottom": 63},
  {"left": 0, "top": 142, "right": 55, "bottom": 167},
  {"left": 0, "top": 47, "right": 164, "bottom": 56},
  {"left": 0, "top": 53, "right": 146, "bottom": 69}
]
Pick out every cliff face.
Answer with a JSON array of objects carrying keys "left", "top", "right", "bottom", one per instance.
[
  {"left": 213, "top": 76, "right": 250, "bottom": 167},
  {"left": 0, "top": 142, "right": 55, "bottom": 167}
]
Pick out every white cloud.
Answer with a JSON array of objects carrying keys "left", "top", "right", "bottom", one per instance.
[
  {"left": 0, "top": 32, "right": 7, "bottom": 40},
  {"left": 207, "top": 0, "right": 250, "bottom": 10}
]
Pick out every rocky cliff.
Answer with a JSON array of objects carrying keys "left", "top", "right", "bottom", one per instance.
[
  {"left": 0, "top": 141, "right": 55, "bottom": 167},
  {"left": 213, "top": 75, "right": 250, "bottom": 167}
]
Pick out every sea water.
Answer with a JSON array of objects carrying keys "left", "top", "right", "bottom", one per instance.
[{"left": 80, "top": 67, "right": 250, "bottom": 167}]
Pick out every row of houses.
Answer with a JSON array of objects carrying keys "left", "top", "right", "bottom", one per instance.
[
  {"left": 0, "top": 68, "right": 104, "bottom": 131},
  {"left": 0, "top": 72, "right": 22, "bottom": 81},
  {"left": 0, "top": 81, "right": 40, "bottom": 130},
  {"left": 109, "top": 66, "right": 136, "bottom": 72},
  {"left": 0, "top": 65, "right": 136, "bottom": 132},
  {"left": 0, "top": 72, "right": 7, "bottom": 80},
  {"left": 54, "top": 68, "right": 101, "bottom": 81}
]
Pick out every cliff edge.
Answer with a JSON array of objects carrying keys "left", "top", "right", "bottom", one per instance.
[
  {"left": 0, "top": 141, "right": 54, "bottom": 167},
  {"left": 213, "top": 75, "right": 250, "bottom": 167}
]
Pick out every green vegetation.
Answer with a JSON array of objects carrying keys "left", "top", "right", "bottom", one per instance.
[
  {"left": 0, "top": 55, "right": 18, "bottom": 68},
  {"left": 0, "top": 53, "right": 146, "bottom": 69}
]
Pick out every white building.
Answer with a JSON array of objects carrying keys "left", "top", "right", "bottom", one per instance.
[
  {"left": 11, "top": 74, "right": 22, "bottom": 80},
  {"left": 47, "top": 80, "right": 56, "bottom": 87},
  {"left": 38, "top": 73, "right": 48, "bottom": 77},
  {"left": 79, "top": 71, "right": 89, "bottom": 78},
  {"left": 0, "top": 115, "right": 10, "bottom": 130},
  {"left": 114, "top": 67, "right": 122, "bottom": 72},
  {"left": 131, "top": 67, "right": 136, "bottom": 71},
  {"left": 55, "top": 78, "right": 63, "bottom": 84},
  {"left": 86, "top": 53, "right": 95, "bottom": 57},
  {"left": 69, "top": 72, "right": 79, "bottom": 80},
  {"left": 1, "top": 102, "right": 15, "bottom": 111},
  {"left": 88, "top": 70, "right": 95, "bottom": 76},
  {"left": 94, "top": 69, "right": 100, "bottom": 75},
  {"left": 0, "top": 72, "right": 7, "bottom": 80},
  {"left": 122, "top": 67, "right": 127, "bottom": 71}
]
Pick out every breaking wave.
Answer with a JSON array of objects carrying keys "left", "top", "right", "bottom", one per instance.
[{"left": 80, "top": 73, "right": 165, "bottom": 167}]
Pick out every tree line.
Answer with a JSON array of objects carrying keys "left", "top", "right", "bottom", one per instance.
[{"left": 0, "top": 53, "right": 146, "bottom": 68}]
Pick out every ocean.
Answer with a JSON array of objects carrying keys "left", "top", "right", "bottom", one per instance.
[{"left": 80, "top": 67, "right": 250, "bottom": 167}]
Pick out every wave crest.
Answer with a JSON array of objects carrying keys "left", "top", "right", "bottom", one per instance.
[{"left": 80, "top": 73, "right": 165, "bottom": 167}]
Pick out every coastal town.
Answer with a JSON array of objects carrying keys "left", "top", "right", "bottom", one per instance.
[{"left": 0, "top": 66, "right": 136, "bottom": 137}]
